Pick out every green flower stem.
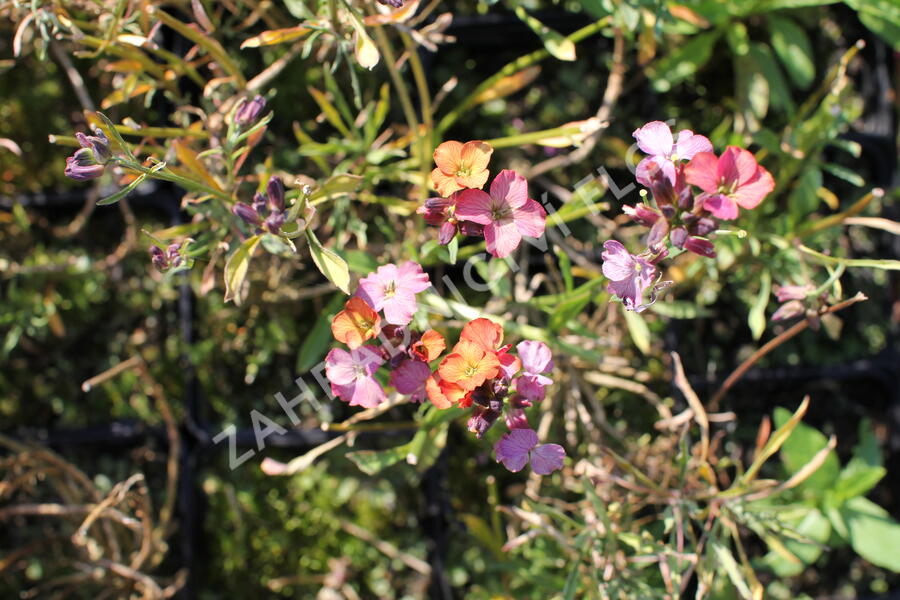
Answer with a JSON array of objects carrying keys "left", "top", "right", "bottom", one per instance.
[
  {"left": 483, "top": 125, "right": 584, "bottom": 149},
  {"left": 116, "top": 126, "right": 210, "bottom": 140},
  {"left": 401, "top": 30, "right": 435, "bottom": 190},
  {"left": 437, "top": 16, "right": 610, "bottom": 134},
  {"left": 120, "top": 159, "right": 234, "bottom": 203}
]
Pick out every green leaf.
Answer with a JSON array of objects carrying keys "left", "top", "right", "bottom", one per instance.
[
  {"left": 405, "top": 422, "right": 448, "bottom": 472},
  {"left": 711, "top": 539, "right": 753, "bottom": 599},
  {"left": 834, "top": 419, "right": 885, "bottom": 503},
  {"left": 840, "top": 496, "right": 900, "bottom": 572},
  {"left": 310, "top": 173, "right": 363, "bottom": 203},
  {"left": 623, "top": 307, "right": 651, "bottom": 355},
  {"left": 223, "top": 235, "right": 261, "bottom": 304},
  {"left": 555, "top": 245, "right": 574, "bottom": 292},
  {"left": 97, "top": 173, "right": 147, "bottom": 206},
  {"left": 748, "top": 43, "right": 795, "bottom": 113},
  {"left": 821, "top": 163, "right": 865, "bottom": 187},
  {"left": 774, "top": 407, "right": 840, "bottom": 491},
  {"left": 446, "top": 236, "right": 459, "bottom": 265},
  {"left": 748, "top": 270, "right": 771, "bottom": 340},
  {"left": 845, "top": 0, "right": 900, "bottom": 50},
  {"left": 345, "top": 446, "right": 406, "bottom": 475},
  {"left": 514, "top": 6, "right": 576, "bottom": 61},
  {"left": 790, "top": 165, "right": 823, "bottom": 216},
  {"left": 305, "top": 229, "right": 351, "bottom": 294},
  {"left": 95, "top": 111, "right": 137, "bottom": 161},
  {"left": 769, "top": 15, "right": 815, "bottom": 89},
  {"left": 648, "top": 301, "right": 712, "bottom": 319},
  {"left": 562, "top": 559, "right": 581, "bottom": 600}
]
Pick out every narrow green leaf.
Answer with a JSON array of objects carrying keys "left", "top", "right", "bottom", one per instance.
[
  {"left": 305, "top": 229, "right": 351, "bottom": 294},
  {"left": 623, "top": 307, "right": 651, "bottom": 355},
  {"left": 296, "top": 293, "right": 346, "bottom": 372},
  {"left": 224, "top": 235, "right": 261, "bottom": 304},
  {"left": 769, "top": 15, "right": 815, "bottom": 89},
  {"left": 515, "top": 6, "right": 576, "bottom": 61},
  {"left": 711, "top": 539, "right": 753, "bottom": 599},
  {"left": 748, "top": 270, "right": 771, "bottom": 340},
  {"left": 97, "top": 173, "right": 147, "bottom": 206}
]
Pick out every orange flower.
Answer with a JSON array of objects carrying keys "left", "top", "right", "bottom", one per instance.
[
  {"left": 438, "top": 340, "right": 501, "bottom": 391},
  {"left": 330, "top": 297, "right": 381, "bottom": 349},
  {"left": 431, "top": 140, "right": 493, "bottom": 197},
  {"left": 412, "top": 329, "right": 446, "bottom": 362},
  {"left": 459, "top": 318, "right": 504, "bottom": 351},
  {"left": 426, "top": 374, "right": 473, "bottom": 409}
]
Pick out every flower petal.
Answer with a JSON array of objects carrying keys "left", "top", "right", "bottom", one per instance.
[
  {"left": 433, "top": 140, "right": 463, "bottom": 174},
  {"left": 702, "top": 193, "right": 740, "bottom": 220},
  {"left": 454, "top": 189, "right": 494, "bottom": 225},
  {"left": 432, "top": 168, "right": 463, "bottom": 197},
  {"left": 684, "top": 152, "right": 720, "bottom": 193},
  {"left": 460, "top": 318, "right": 504, "bottom": 350},
  {"left": 601, "top": 240, "right": 635, "bottom": 281},
  {"left": 489, "top": 169, "right": 529, "bottom": 210},
  {"left": 516, "top": 340, "right": 553, "bottom": 374},
  {"left": 460, "top": 140, "right": 493, "bottom": 173},
  {"left": 674, "top": 130, "right": 713, "bottom": 160},
  {"left": 530, "top": 443, "right": 565, "bottom": 475},
  {"left": 495, "top": 428, "right": 539, "bottom": 472},
  {"left": 733, "top": 165, "right": 774, "bottom": 210},
  {"left": 633, "top": 121, "right": 674, "bottom": 156},
  {"left": 390, "top": 359, "right": 431, "bottom": 401},
  {"left": 484, "top": 219, "right": 522, "bottom": 258},
  {"left": 397, "top": 261, "right": 432, "bottom": 294},
  {"left": 349, "top": 375, "right": 386, "bottom": 408},
  {"left": 514, "top": 199, "right": 547, "bottom": 239},
  {"left": 325, "top": 348, "right": 356, "bottom": 385}
]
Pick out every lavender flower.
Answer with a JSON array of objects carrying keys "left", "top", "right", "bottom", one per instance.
[{"left": 601, "top": 240, "right": 657, "bottom": 312}]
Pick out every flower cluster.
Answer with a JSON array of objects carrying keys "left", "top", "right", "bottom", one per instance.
[
  {"left": 602, "top": 121, "right": 775, "bottom": 311},
  {"left": 324, "top": 262, "right": 564, "bottom": 475},
  {"left": 64, "top": 130, "right": 112, "bottom": 181},
  {"left": 149, "top": 243, "right": 184, "bottom": 272},
  {"left": 232, "top": 176, "right": 290, "bottom": 235},
  {"left": 418, "top": 140, "right": 547, "bottom": 258}
]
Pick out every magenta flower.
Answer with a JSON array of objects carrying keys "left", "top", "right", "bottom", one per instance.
[
  {"left": 494, "top": 428, "right": 565, "bottom": 475},
  {"left": 684, "top": 146, "right": 775, "bottom": 220},
  {"left": 389, "top": 359, "right": 431, "bottom": 402},
  {"left": 633, "top": 121, "right": 712, "bottom": 187},
  {"left": 601, "top": 240, "right": 657, "bottom": 312},
  {"left": 515, "top": 341, "right": 553, "bottom": 401},
  {"left": 325, "top": 346, "right": 386, "bottom": 408},
  {"left": 455, "top": 169, "right": 546, "bottom": 258},
  {"left": 357, "top": 261, "right": 431, "bottom": 326}
]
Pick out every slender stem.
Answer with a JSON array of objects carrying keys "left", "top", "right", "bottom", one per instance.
[
  {"left": 123, "top": 160, "right": 233, "bottom": 203},
  {"left": 709, "top": 292, "right": 868, "bottom": 410},
  {"left": 484, "top": 125, "right": 584, "bottom": 149},
  {"left": 371, "top": 22, "right": 420, "bottom": 136},
  {"left": 401, "top": 30, "right": 434, "bottom": 189}
]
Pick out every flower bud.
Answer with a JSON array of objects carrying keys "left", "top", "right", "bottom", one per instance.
[
  {"left": 232, "top": 202, "right": 262, "bottom": 226},
  {"left": 264, "top": 211, "right": 286, "bottom": 235},
  {"left": 149, "top": 246, "right": 168, "bottom": 271},
  {"left": 467, "top": 405, "right": 501, "bottom": 438},
  {"left": 774, "top": 284, "right": 814, "bottom": 303},
  {"left": 251, "top": 191, "right": 267, "bottom": 215},
  {"left": 235, "top": 95, "right": 266, "bottom": 127},
  {"left": 166, "top": 243, "right": 182, "bottom": 268},
  {"left": 684, "top": 236, "right": 716, "bottom": 258},
  {"left": 623, "top": 203, "right": 661, "bottom": 226},
  {"left": 647, "top": 218, "right": 669, "bottom": 249},
  {"left": 670, "top": 227, "right": 688, "bottom": 249},
  {"left": 64, "top": 149, "right": 105, "bottom": 181},
  {"left": 267, "top": 176, "right": 285, "bottom": 212},
  {"left": 77, "top": 130, "right": 112, "bottom": 164},
  {"left": 771, "top": 300, "right": 806, "bottom": 322},
  {"left": 693, "top": 217, "right": 717, "bottom": 236}
]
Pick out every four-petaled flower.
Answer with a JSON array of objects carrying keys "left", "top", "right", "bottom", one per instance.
[
  {"left": 438, "top": 340, "right": 501, "bottom": 391},
  {"left": 601, "top": 240, "right": 657, "bottom": 312},
  {"left": 684, "top": 146, "right": 775, "bottom": 220},
  {"left": 494, "top": 428, "right": 565, "bottom": 474},
  {"left": 357, "top": 261, "right": 431, "bottom": 326},
  {"left": 514, "top": 341, "right": 553, "bottom": 401},
  {"left": 455, "top": 169, "right": 546, "bottom": 258},
  {"left": 331, "top": 297, "right": 381, "bottom": 349},
  {"left": 325, "top": 346, "right": 386, "bottom": 408},
  {"left": 431, "top": 140, "right": 493, "bottom": 197},
  {"left": 633, "top": 121, "right": 712, "bottom": 187},
  {"left": 389, "top": 359, "right": 431, "bottom": 402}
]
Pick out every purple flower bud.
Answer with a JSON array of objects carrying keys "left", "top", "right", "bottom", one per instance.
[
  {"left": 623, "top": 203, "right": 661, "bottom": 226},
  {"left": 459, "top": 221, "right": 485, "bottom": 237},
  {"left": 774, "top": 284, "right": 814, "bottom": 303},
  {"left": 647, "top": 218, "right": 669, "bottom": 249},
  {"left": 693, "top": 217, "right": 717, "bottom": 236},
  {"left": 232, "top": 202, "right": 262, "bottom": 226},
  {"left": 149, "top": 246, "right": 168, "bottom": 271},
  {"left": 77, "top": 130, "right": 112, "bottom": 164},
  {"left": 266, "top": 176, "right": 285, "bottom": 212},
  {"left": 251, "top": 191, "right": 267, "bottom": 215},
  {"left": 684, "top": 236, "right": 716, "bottom": 258},
  {"left": 64, "top": 149, "right": 105, "bottom": 181},
  {"left": 234, "top": 95, "right": 266, "bottom": 127},
  {"left": 467, "top": 405, "right": 501, "bottom": 438},
  {"left": 166, "top": 243, "right": 182, "bottom": 268},
  {"left": 772, "top": 300, "right": 806, "bottom": 322},
  {"left": 670, "top": 227, "right": 688, "bottom": 248},
  {"left": 438, "top": 221, "right": 456, "bottom": 245},
  {"left": 264, "top": 211, "right": 286, "bottom": 235}
]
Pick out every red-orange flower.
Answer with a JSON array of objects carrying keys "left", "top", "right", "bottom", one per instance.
[
  {"left": 330, "top": 297, "right": 381, "bottom": 349},
  {"left": 438, "top": 340, "right": 501, "bottom": 391},
  {"left": 426, "top": 374, "right": 473, "bottom": 409},
  {"left": 412, "top": 329, "right": 446, "bottom": 362},
  {"left": 459, "top": 318, "right": 504, "bottom": 351},
  {"left": 431, "top": 140, "right": 493, "bottom": 197}
]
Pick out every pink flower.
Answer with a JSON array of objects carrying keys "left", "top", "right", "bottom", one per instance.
[
  {"left": 514, "top": 341, "right": 553, "bottom": 401},
  {"left": 774, "top": 284, "right": 814, "bottom": 302},
  {"left": 357, "top": 261, "right": 431, "bottom": 326},
  {"left": 455, "top": 170, "right": 546, "bottom": 258},
  {"left": 325, "top": 346, "right": 386, "bottom": 408},
  {"left": 494, "top": 428, "right": 565, "bottom": 475},
  {"left": 389, "top": 359, "right": 431, "bottom": 402},
  {"left": 684, "top": 146, "right": 775, "bottom": 220},
  {"left": 601, "top": 240, "right": 657, "bottom": 312},
  {"left": 633, "top": 121, "right": 712, "bottom": 187}
]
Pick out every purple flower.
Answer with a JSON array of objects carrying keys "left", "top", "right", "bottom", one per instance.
[
  {"left": 514, "top": 341, "right": 553, "bottom": 402},
  {"left": 601, "top": 240, "right": 657, "bottom": 312},
  {"left": 357, "top": 261, "right": 431, "bottom": 326},
  {"left": 266, "top": 176, "right": 284, "bottom": 212},
  {"left": 633, "top": 121, "right": 712, "bottom": 187},
  {"left": 235, "top": 95, "right": 267, "bottom": 127},
  {"left": 389, "top": 359, "right": 431, "bottom": 402},
  {"left": 232, "top": 202, "right": 262, "bottom": 226},
  {"left": 468, "top": 404, "right": 502, "bottom": 438},
  {"left": 325, "top": 346, "right": 386, "bottom": 408},
  {"left": 494, "top": 428, "right": 565, "bottom": 475},
  {"left": 65, "top": 130, "right": 112, "bottom": 181},
  {"left": 775, "top": 284, "right": 814, "bottom": 303},
  {"left": 149, "top": 246, "right": 168, "bottom": 271},
  {"left": 684, "top": 236, "right": 716, "bottom": 258}
]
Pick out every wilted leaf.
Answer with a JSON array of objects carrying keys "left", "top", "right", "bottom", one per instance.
[
  {"left": 241, "top": 26, "right": 311, "bottom": 48},
  {"left": 472, "top": 66, "right": 541, "bottom": 105}
]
